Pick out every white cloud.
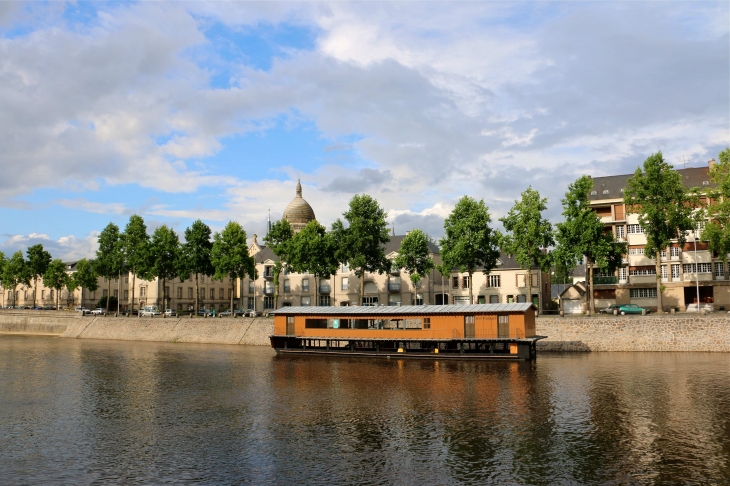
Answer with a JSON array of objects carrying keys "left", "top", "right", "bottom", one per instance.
[{"left": 0, "top": 232, "right": 100, "bottom": 261}]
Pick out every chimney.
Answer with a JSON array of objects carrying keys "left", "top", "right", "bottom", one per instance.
[{"left": 709, "top": 158, "right": 716, "bottom": 169}]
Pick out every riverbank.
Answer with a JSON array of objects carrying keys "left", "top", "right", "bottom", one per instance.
[{"left": 2, "top": 312, "right": 730, "bottom": 352}]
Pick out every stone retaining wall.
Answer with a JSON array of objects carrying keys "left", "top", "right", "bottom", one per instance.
[
  {"left": 0, "top": 313, "right": 78, "bottom": 335},
  {"left": 536, "top": 316, "right": 730, "bottom": 352}
]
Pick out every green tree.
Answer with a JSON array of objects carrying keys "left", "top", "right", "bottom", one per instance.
[
  {"left": 179, "top": 219, "right": 214, "bottom": 316},
  {"left": 212, "top": 221, "right": 255, "bottom": 313},
  {"left": 554, "top": 176, "right": 627, "bottom": 314},
  {"left": 335, "top": 195, "right": 390, "bottom": 305},
  {"left": 288, "top": 221, "right": 339, "bottom": 307},
  {"left": 122, "top": 215, "right": 151, "bottom": 314},
  {"left": 3, "top": 251, "right": 30, "bottom": 308},
  {"left": 624, "top": 152, "right": 695, "bottom": 313},
  {"left": 96, "top": 295, "right": 118, "bottom": 310},
  {"left": 704, "top": 148, "right": 730, "bottom": 274},
  {"left": 96, "top": 222, "right": 125, "bottom": 313},
  {"left": 439, "top": 196, "right": 500, "bottom": 304},
  {"left": 68, "top": 258, "right": 99, "bottom": 307},
  {"left": 26, "top": 244, "right": 52, "bottom": 309},
  {"left": 500, "top": 187, "right": 554, "bottom": 310},
  {"left": 149, "top": 225, "right": 181, "bottom": 312},
  {"left": 393, "top": 229, "right": 435, "bottom": 290},
  {"left": 43, "top": 258, "right": 69, "bottom": 310},
  {"left": 264, "top": 219, "right": 294, "bottom": 309}
]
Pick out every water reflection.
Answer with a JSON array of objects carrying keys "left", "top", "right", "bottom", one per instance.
[{"left": 0, "top": 336, "right": 729, "bottom": 484}]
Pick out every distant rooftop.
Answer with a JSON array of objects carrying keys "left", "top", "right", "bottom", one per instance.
[{"left": 589, "top": 165, "right": 715, "bottom": 201}]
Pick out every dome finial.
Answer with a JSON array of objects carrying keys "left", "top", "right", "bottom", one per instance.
[{"left": 296, "top": 178, "right": 302, "bottom": 197}]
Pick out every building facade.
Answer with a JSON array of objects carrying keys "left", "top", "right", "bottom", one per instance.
[{"left": 584, "top": 158, "right": 727, "bottom": 312}]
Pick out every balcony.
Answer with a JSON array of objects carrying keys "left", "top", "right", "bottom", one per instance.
[
  {"left": 683, "top": 273, "right": 713, "bottom": 282},
  {"left": 319, "top": 285, "right": 331, "bottom": 294},
  {"left": 593, "top": 276, "right": 618, "bottom": 285},
  {"left": 388, "top": 283, "right": 401, "bottom": 292},
  {"left": 263, "top": 272, "right": 275, "bottom": 280},
  {"left": 263, "top": 287, "right": 274, "bottom": 296}
]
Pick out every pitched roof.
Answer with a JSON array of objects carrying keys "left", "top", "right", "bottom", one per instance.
[
  {"left": 272, "top": 303, "right": 535, "bottom": 315},
  {"left": 589, "top": 166, "right": 714, "bottom": 201}
]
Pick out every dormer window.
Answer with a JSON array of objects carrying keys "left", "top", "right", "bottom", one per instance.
[
  {"left": 590, "top": 191, "right": 597, "bottom": 196},
  {"left": 602, "top": 190, "right": 609, "bottom": 195},
  {"left": 703, "top": 181, "right": 709, "bottom": 186},
  {"left": 620, "top": 188, "right": 624, "bottom": 193}
]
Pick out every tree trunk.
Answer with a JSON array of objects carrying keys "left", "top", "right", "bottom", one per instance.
[
  {"left": 162, "top": 277, "right": 167, "bottom": 311},
  {"left": 131, "top": 273, "right": 136, "bottom": 314},
  {"left": 230, "top": 280, "right": 235, "bottom": 315},
  {"left": 588, "top": 259, "right": 595, "bottom": 314},
  {"left": 655, "top": 251, "right": 663, "bottom": 314},
  {"left": 56, "top": 287, "right": 59, "bottom": 310},
  {"left": 33, "top": 276, "right": 38, "bottom": 309},
  {"left": 359, "top": 269, "right": 364, "bottom": 306},
  {"left": 525, "top": 268, "right": 531, "bottom": 309},
  {"left": 315, "top": 275, "right": 319, "bottom": 307},
  {"left": 194, "top": 274, "right": 199, "bottom": 316},
  {"left": 106, "top": 278, "right": 111, "bottom": 313},
  {"left": 468, "top": 271, "right": 473, "bottom": 304}
]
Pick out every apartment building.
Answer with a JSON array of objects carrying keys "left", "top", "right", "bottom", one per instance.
[{"left": 586, "top": 159, "right": 725, "bottom": 312}]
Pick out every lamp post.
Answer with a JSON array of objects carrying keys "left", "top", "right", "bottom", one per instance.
[{"left": 695, "top": 226, "right": 700, "bottom": 313}]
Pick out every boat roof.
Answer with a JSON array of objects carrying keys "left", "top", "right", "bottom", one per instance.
[{"left": 272, "top": 303, "right": 535, "bottom": 316}]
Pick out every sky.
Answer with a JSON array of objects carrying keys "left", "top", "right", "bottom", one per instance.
[{"left": 0, "top": 1, "right": 728, "bottom": 261}]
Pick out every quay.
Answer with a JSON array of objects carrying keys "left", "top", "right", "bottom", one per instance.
[{"left": 270, "top": 303, "right": 545, "bottom": 360}]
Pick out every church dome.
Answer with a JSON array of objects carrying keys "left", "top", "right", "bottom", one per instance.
[{"left": 282, "top": 179, "right": 316, "bottom": 232}]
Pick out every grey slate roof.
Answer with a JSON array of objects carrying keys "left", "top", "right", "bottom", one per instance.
[
  {"left": 272, "top": 303, "right": 535, "bottom": 315},
  {"left": 589, "top": 166, "right": 714, "bottom": 201}
]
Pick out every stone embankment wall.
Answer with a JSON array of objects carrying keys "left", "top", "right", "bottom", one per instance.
[
  {"left": 0, "top": 312, "right": 79, "bottom": 335},
  {"left": 536, "top": 316, "right": 730, "bottom": 352}
]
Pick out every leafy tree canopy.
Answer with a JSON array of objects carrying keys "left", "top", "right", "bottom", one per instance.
[
  {"left": 96, "top": 222, "right": 125, "bottom": 279},
  {"left": 705, "top": 148, "right": 730, "bottom": 263},
  {"left": 69, "top": 258, "right": 99, "bottom": 293},
  {"left": 439, "top": 196, "right": 500, "bottom": 276},
  {"left": 122, "top": 215, "right": 151, "bottom": 278},
  {"left": 150, "top": 224, "right": 181, "bottom": 283},
  {"left": 499, "top": 187, "right": 554, "bottom": 273},
  {"left": 393, "top": 229, "right": 435, "bottom": 285},
  {"left": 212, "top": 221, "right": 254, "bottom": 281},
  {"left": 43, "top": 258, "right": 69, "bottom": 291},
  {"left": 288, "top": 221, "right": 338, "bottom": 279},
  {"left": 179, "top": 219, "right": 214, "bottom": 279}
]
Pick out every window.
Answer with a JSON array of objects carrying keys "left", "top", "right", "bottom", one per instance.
[
  {"left": 627, "top": 224, "right": 644, "bottom": 234},
  {"left": 114, "top": 278, "right": 119, "bottom": 283},
  {"left": 249, "top": 281, "right": 255, "bottom": 294},
  {"left": 462, "top": 276, "right": 470, "bottom": 289},
  {"left": 177, "top": 287, "right": 182, "bottom": 298},
  {"left": 210, "top": 289, "right": 215, "bottom": 299},
  {"left": 423, "top": 318, "right": 431, "bottom": 329},
  {"left": 341, "top": 263, "right": 350, "bottom": 273},
  {"left": 319, "top": 295, "right": 331, "bottom": 306},
  {"left": 341, "top": 277, "right": 349, "bottom": 291},
  {"left": 618, "top": 267, "right": 627, "bottom": 282},
  {"left": 302, "top": 278, "right": 309, "bottom": 292},
  {"left": 284, "top": 279, "right": 291, "bottom": 293},
  {"left": 489, "top": 295, "right": 499, "bottom": 303},
  {"left": 602, "top": 189, "right": 609, "bottom": 195},
  {"left": 671, "top": 264, "right": 680, "bottom": 279},
  {"left": 228, "top": 289, "right": 232, "bottom": 300},
  {"left": 301, "top": 296, "right": 311, "bottom": 306},
  {"left": 660, "top": 250, "right": 667, "bottom": 259},
  {"left": 630, "top": 288, "right": 657, "bottom": 298},
  {"left": 139, "top": 287, "right": 146, "bottom": 296},
  {"left": 452, "top": 277, "right": 459, "bottom": 289},
  {"left": 487, "top": 275, "right": 500, "bottom": 287},
  {"left": 661, "top": 265, "right": 668, "bottom": 279},
  {"left": 125, "top": 277, "right": 129, "bottom": 283},
  {"left": 630, "top": 268, "right": 656, "bottom": 275},
  {"left": 590, "top": 191, "right": 597, "bottom": 196},
  {"left": 264, "top": 266, "right": 273, "bottom": 278},
  {"left": 670, "top": 247, "right": 680, "bottom": 258},
  {"left": 683, "top": 263, "right": 712, "bottom": 274},
  {"left": 246, "top": 297, "right": 254, "bottom": 310},
  {"left": 49, "top": 290, "right": 54, "bottom": 300},
  {"left": 264, "top": 281, "right": 274, "bottom": 295},
  {"left": 102, "top": 289, "right": 108, "bottom": 297},
  {"left": 715, "top": 262, "right": 725, "bottom": 277},
  {"left": 219, "top": 288, "right": 224, "bottom": 299},
  {"left": 124, "top": 290, "right": 129, "bottom": 299},
  {"left": 414, "top": 293, "right": 423, "bottom": 305},
  {"left": 114, "top": 290, "right": 119, "bottom": 298},
  {"left": 264, "top": 296, "right": 274, "bottom": 309},
  {"left": 628, "top": 247, "right": 645, "bottom": 255},
  {"left": 516, "top": 294, "right": 527, "bottom": 303},
  {"left": 188, "top": 288, "right": 193, "bottom": 298},
  {"left": 498, "top": 315, "right": 509, "bottom": 324},
  {"left": 616, "top": 225, "right": 625, "bottom": 238},
  {"left": 42, "top": 290, "right": 45, "bottom": 299},
  {"left": 464, "top": 315, "right": 475, "bottom": 324}
]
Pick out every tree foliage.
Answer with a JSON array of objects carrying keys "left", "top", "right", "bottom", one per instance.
[
  {"left": 43, "top": 258, "right": 69, "bottom": 309},
  {"left": 149, "top": 224, "right": 181, "bottom": 310},
  {"left": 704, "top": 148, "right": 730, "bottom": 267},
  {"left": 288, "top": 221, "right": 338, "bottom": 306},
  {"left": 264, "top": 219, "right": 294, "bottom": 309},
  {"left": 394, "top": 229, "right": 435, "bottom": 286},
  {"left": 26, "top": 244, "right": 52, "bottom": 308},
  {"left": 439, "top": 196, "right": 500, "bottom": 304},
  {"left": 3, "top": 251, "right": 30, "bottom": 307},
  {"left": 179, "top": 219, "right": 214, "bottom": 315},
  {"left": 96, "top": 222, "right": 125, "bottom": 312},
  {"left": 500, "top": 187, "right": 554, "bottom": 310},
  {"left": 122, "top": 215, "right": 151, "bottom": 313},
  {"left": 554, "top": 176, "right": 626, "bottom": 313},
  {"left": 335, "top": 195, "right": 390, "bottom": 305},
  {"left": 69, "top": 258, "right": 98, "bottom": 297},
  {"left": 624, "top": 152, "right": 695, "bottom": 313},
  {"left": 212, "top": 221, "right": 255, "bottom": 313}
]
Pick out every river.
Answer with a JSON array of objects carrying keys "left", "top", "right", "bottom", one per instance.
[{"left": 1, "top": 335, "right": 729, "bottom": 484}]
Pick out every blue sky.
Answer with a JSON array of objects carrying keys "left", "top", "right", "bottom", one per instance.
[{"left": 0, "top": 1, "right": 728, "bottom": 260}]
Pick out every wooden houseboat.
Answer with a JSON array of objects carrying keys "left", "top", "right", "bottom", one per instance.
[{"left": 270, "top": 303, "right": 546, "bottom": 360}]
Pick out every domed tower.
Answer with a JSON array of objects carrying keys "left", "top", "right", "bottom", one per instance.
[{"left": 282, "top": 179, "right": 316, "bottom": 233}]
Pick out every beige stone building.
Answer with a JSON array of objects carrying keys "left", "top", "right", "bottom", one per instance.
[{"left": 575, "top": 158, "right": 726, "bottom": 313}]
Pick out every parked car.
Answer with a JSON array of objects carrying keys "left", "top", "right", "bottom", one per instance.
[
  {"left": 197, "top": 309, "right": 212, "bottom": 317},
  {"left": 618, "top": 304, "right": 649, "bottom": 315},
  {"left": 599, "top": 304, "right": 622, "bottom": 314},
  {"left": 164, "top": 309, "right": 177, "bottom": 317},
  {"left": 90, "top": 308, "right": 105, "bottom": 315},
  {"left": 247, "top": 310, "right": 262, "bottom": 317},
  {"left": 220, "top": 309, "right": 246, "bottom": 317},
  {"left": 140, "top": 306, "right": 162, "bottom": 317}
]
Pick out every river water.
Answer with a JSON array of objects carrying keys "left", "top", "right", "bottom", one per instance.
[{"left": 1, "top": 335, "right": 729, "bottom": 485}]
